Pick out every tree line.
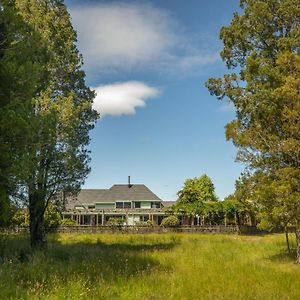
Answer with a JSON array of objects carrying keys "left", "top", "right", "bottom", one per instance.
[{"left": 170, "top": 175, "right": 256, "bottom": 227}]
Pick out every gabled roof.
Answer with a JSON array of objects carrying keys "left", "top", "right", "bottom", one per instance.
[
  {"left": 106, "top": 184, "right": 161, "bottom": 201},
  {"left": 65, "top": 184, "right": 161, "bottom": 209}
]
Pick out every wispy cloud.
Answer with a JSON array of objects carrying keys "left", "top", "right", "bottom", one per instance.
[
  {"left": 70, "top": 2, "right": 219, "bottom": 76},
  {"left": 93, "top": 81, "right": 160, "bottom": 117}
]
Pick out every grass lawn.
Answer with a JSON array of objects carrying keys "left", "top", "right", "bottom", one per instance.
[{"left": 0, "top": 232, "right": 299, "bottom": 299}]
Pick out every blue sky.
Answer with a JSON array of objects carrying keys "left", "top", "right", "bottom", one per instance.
[{"left": 65, "top": 0, "right": 244, "bottom": 200}]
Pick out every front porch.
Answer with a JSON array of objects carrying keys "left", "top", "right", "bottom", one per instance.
[{"left": 62, "top": 209, "right": 167, "bottom": 226}]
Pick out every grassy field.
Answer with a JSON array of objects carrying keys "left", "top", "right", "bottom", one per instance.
[{"left": 0, "top": 232, "right": 299, "bottom": 299}]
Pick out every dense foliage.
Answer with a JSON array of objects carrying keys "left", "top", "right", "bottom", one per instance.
[
  {"left": 0, "top": 0, "right": 43, "bottom": 226},
  {"left": 175, "top": 175, "right": 217, "bottom": 220},
  {"left": 107, "top": 217, "right": 124, "bottom": 227},
  {"left": 206, "top": 0, "right": 300, "bottom": 261},
  {"left": 0, "top": 0, "right": 98, "bottom": 248},
  {"left": 161, "top": 215, "right": 180, "bottom": 228},
  {"left": 174, "top": 174, "right": 257, "bottom": 226},
  {"left": 12, "top": 204, "right": 62, "bottom": 230},
  {"left": 60, "top": 218, "right": 77, "bottom": 226}
]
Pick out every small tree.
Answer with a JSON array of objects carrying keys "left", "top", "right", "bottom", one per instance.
[
  {"left": 177, "top": 175, "right": 217, "bottom": 204},
  {"left": 176, "top": 174, "right": 218, "bottom": 224}
]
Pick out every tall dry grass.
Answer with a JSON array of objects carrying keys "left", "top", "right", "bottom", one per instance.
[{"left": 0, "top": 233, "right": 299, "bottom": 299}]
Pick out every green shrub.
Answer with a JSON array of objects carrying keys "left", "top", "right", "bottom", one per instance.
[
  {"left": 12, "top": 205, "right": 62, "bottom": 230},
  {"left": 60, "top": 218, "right": 77, "bottom": 226},
  {"left": 45, "top": 203, "right": 62, "bottom": 230},
  {"left": 12, "top": 209, "right": 29, "bottom": 227},
  {"left": 161, "top": 215, "right": 180, "bottom": 228},
  {"left": 107, "top": 217, "right": 124, "bottom": 227},
  {"left": 134, "top": 220, "right": 154, "bottom": 227}
]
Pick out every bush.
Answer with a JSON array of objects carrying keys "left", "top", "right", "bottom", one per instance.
[
  {"left": 12, "top": 209, "right": 29, "bottom": 227},
  {"left": 161, "top": 215, "right": 180, "bottom": 228},
  {"left": 12, "top": 204, "right": 62, "bottom": 230},
  {"left": 134, "top": 220, "right": 154, "bottom": 227},
  {"left": 107, "top": 217, "right": 124, "bottom": 227},
  {"left": 44, "top": 203, "right": 62, "bottom": 230},
  {"left": 60, "top": 218, "right": 77, "bottom": 226}
]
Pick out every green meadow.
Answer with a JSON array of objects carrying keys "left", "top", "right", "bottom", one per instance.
[{"left": 0, "top": 233, "right": 299, "bottom": 299}]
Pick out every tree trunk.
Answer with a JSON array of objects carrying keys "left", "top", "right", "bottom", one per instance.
[
  {"left": 285, "top": 226, "right": 290, "bottom": 254},
  {"left": 295, "top": 228, "right": 300, "bottom": 263},
  {"left": 29, "top": 190, "right": 47, "bottom": 249}
]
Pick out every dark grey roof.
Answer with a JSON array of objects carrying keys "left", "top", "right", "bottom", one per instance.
[
  {"left": 65, "top": 184, "right": 161, "bottom": 209},
  {"left": 162, "top": 201, "right": 176, "bottom": 207},
  {"left": 65, "top": 189, "right": 107, "bottom": 210},
  {"left": 105, "top": 184, "right": 161, "bottom": 201}
]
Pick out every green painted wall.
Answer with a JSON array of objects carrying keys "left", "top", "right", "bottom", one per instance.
[
  {"left": 140, "top": 201, "right": 152, "bottom": 209},
  {"left": 95, "top": 203, "right": 115, "bottom": 209}
]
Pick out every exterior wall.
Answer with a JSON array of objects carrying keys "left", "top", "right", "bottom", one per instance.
[{"left": 95, "top": 203, "right": 114, "bottom": 209}]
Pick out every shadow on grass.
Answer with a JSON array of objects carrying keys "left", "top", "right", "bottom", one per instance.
[
  {"left": 267, "top": 249, "right": 297, "bottom": 263},
  {"left": 0, "top": 233, "right": 178, "bottom": 297}
]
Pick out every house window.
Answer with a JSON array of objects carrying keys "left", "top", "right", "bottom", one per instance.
[
  {"left": 116, "top": 202, "right": 123, "bottom": 209},
  {"left": 124, "top": 202, "right": 131, "bottom": 209},
  {"left": 116, "top": 202, "right": 132, "bottom": 209},
  {"left": 134, "top": 202, "right": 141, "bottom": 208},
  {"left": 151, "top": 202, "right": 160, "bottom": 208}
]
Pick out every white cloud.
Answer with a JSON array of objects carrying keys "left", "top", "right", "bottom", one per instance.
[
  {"left": 93, "top": 81, "right": 160, "bottom": 117},
  {"left": 70, "top": 2, "right": 219, "bottom": 75}
]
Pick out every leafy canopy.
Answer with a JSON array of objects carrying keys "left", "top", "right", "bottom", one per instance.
[
  {"left": 177, "top": 174, "right": 217, "bottom": 204},
  {"left": 206, "top": 0, "right": 300, "bottom": 258},
  {"left": 176, "top": 175, "right": 217, "bottom": 215},
  {"left": 0, "top": 0, "right": 99, "bottom": 246}
]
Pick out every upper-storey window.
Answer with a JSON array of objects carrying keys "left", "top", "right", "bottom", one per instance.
[
  {"left": 133, "top": 202, "right": 141, "bottom": 208},
  {"left": 151, "top": 202, "right": 161, "bottom": 208},
  {"left": 124, "top": 202, "right": 131, "bottom": 209},
  {"left": 116, "top": 202, "right": 132, "bottom": 209}
]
